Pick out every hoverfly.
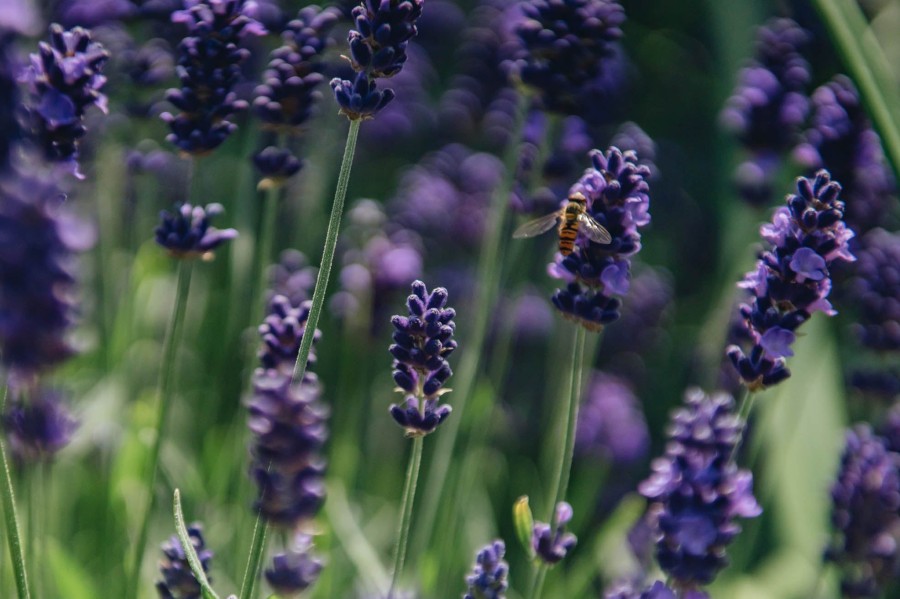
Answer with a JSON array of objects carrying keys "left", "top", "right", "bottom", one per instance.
[{"left": 512, "top": 192, "right": 611, "bottom": 255}]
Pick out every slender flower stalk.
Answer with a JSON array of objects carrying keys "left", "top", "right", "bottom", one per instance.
[
  {"left": 388, "top": 436, "right": 424, "bottom": 598},
  {"left": 0, "top": 383, "right": 30, "bottom": 599}
]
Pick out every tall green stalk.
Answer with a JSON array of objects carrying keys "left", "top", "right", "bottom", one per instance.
[
  {"left": 412, "top": 90, "right": 531, "bottom": 556},
  {"left": 388, "top": 436, "right": 424, "bottom": 599},
  {"left": 128, "top": 258, "right": 195, "bottom": 599},
  {"left": 237, "top": 508, "right": 268, "bottom": 599},
  {"left": 0, "top": 383, "right": 30, "bottom": 599}
]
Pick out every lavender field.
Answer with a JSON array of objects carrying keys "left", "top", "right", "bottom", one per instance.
[{"left": 1, "top": 0, "right": 899, "bottom": 597}]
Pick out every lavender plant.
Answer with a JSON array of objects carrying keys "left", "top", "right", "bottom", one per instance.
[
  {"left": 156, "top": 523, "right": 214, "bottom": 599},
  {"left": 464, "top": 540, "right": 509, "bottom": 599}
]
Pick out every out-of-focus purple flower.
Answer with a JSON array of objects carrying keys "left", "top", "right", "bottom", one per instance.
[
  {"left": 576, "top": 371, "right": 649, "bottom": 463},
  {"left": 2, "top": 389, "right": 77, "bottom": 462},
  {"left": 20, "top": 23, "right": 109, "bottom": 176},
  {"left": 253, "top": 6, "right": 340, "bottom": 133},
  {"left": 154, "top": 202, "right": 238, "bottom": 259},
  {"left": 253, "top": 146, "right": 303, "bottom": 189},
  {"left": 612, "top": 122, "right": 659, "bottom": 181},
  {"left": 794, "top": 76, "right": 896, "bottom": 234},
  {"left": 56, "top": 0, "right": 137, "bottom": 27},
  {"left": 257, "top": 295, "right": 320, "bottom": 379},
  {"left": 727, "top": 170, "right": 855, "bottom": 390},
  {"left": 463, "top": 540, "right": 509, "bottom": 599},
  {"left": 509, "top": 287, "right": 555, "bottom": 340},
  {"left": 639, "top": 389, "right": 761, "bottom": 588},
  {"left": 532, "top": 502, "right": 577, "bottom": 564},
  {"left": 389, "top": 280, "right": 457, "bottom": 436},
  {"left": 0, "top": 0, "right": 40, "bottom": 35},
  {"left": 155, "top": 523, "right": 213, "bottom": 599},
  {"left": 548, "top": 147, "right": 651, "bottom": 332},
  {"left": 825, "top": 425, "right": 900, "bottom": 598},
  {"left": 264, "top": 534, "right": 324, "bottom": 597},
  {"left": 330, "top": 0, "right": 424, "bottom": 120},
  {"left": 882, "top": 405, "right": 900, "bottom": 454},
  {"left": 604, "top": 580, "right": 709, "bottom": 599},
  {"left": 720, "top": 18, "right": 810, "bottom": 206},
  {"left": 161, "top": 0, "right": 266, "bottom": 155},
  {"left": 846, "top": 229, "right": 900, "bottom": 352},
  {"left": 268, "top": 249, "right": 317, "bottom": 307},
  {"left": 0, "top": 166, "right": 92, "bottom": 381},
  {"left": 510, "top": 0, "right": 625, "bottom": 116},
  {"left": 0, "top": 34, "right": 21, "bottom": 173},
  {"left": 123, "top": 38, "right": 174, "bottom": 88}
]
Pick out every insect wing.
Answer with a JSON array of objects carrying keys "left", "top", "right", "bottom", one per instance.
[
  {"left": 578, "top": 213, "right": 612, "bottom": 244},
  {"left": 512, "top": 212, "right": 560, "bottom": 238}
]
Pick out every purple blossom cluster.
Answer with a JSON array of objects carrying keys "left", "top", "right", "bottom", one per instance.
[
  {"left": 639, "top": 389, "right": 761, "bottom": 588},
  {"left": 548, "top": 147, "right": 651, "bottom": 332},
  {"left": 604, "top": 580, "right": 709, "bottom": 599},
  {"left": 826, "top": 425, "right": 900, "bottom": 598},
  {"left": 2, "top": 389, "right": 77, "bottom": 462},
  {"left": 510, "top": 0, "right": 625, "bottom": 117},
  {"left": 575, "top": 371, "right": 649, "bottom": 463},
  {"left": 846, "top": 228, "right": 900, "bottom": 352},
  {"left": 532, "top": 501, "right": 577, "bottom": 564},
  {"left": 20, "top": 23, "right": 109, "bottom": 176},
  {"left": 162, "top": 0, "right": 265, "bottom": 155},
  {"left": 330, "top": 0, "right": 424, "bottom": 120},
  {"left": 463, "top": 540, "right": 509, "bottom": 599},
  {"left": 264, "top": 533, "right": 324, "bottom": 597},
  {"left": 156, "top": 523, "right": 213, "bottom": 599},
  {"left": 389, "top": 280, "right": 457, "bottom": 436},
  {"left": 727, "top": 170, "right": 855, "bottom": 390},
  {"left": 154, "top": 202, "right": 238, "bottom": 260},
  {"left": 720, "top": 18, "right": 810, "bottom": 206}
]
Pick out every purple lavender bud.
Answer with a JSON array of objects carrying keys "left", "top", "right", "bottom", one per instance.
[
  {"left": 331, "top": 0, "right": 424, "bottom": 120},
  {"left": 727, "top": 170, "right": 855, "bottom": 390},
  {"left": 253, "top": 6, "right": 340, "bottom": 132},
  {"left": 639, "top": 389, "right": 761, "bottom": 587},
  {"left": 825, "top": 425, "right": 900, "bottom": 598},
  {"left": 389, "top": 280, "right": 457, "bottom": 436},
  {"left": 794, "top": 76, "right": 896, "bottom": 235},
  {"left": 0, "top": 166, "right": 91, "bottom": 380},
  {"left": 2, "top": 389, "right": 77, "bottom": 462},
  {"left": 604, "top": 580, "right": 709, "bottom": 599},
  {"left": 463, "top": 540, "right": 509, "bottom": 599},
  {"left": 161, "top": 0, "right": 265, "bottom": 155},
  {"left": 155, "top": 523, "right": 213, "bottom": 599},
  {"left": 532, "top": 502, "right": 577, "bottom": 564},
  {"left": 511, "top": 0, "right": 625, "bottom": 116},
  {"left": 257, "top": 295, "right": 321, "bottom": 377},
  {"left": 611, "top": 122, "right": 659, "bottom": 180},
  {"left": 154, "top": 202, "right": 238, "bottom": 259},
  {"left": 548, "top": 147, "right": 651, "bottom": 332},
  {"left": 268, "top": 249, "right": 317, "bottom": 307},
  {"left": 253, "top": 146, "right": 303, "bottom": 188},
  {"left": 248, "top": 369, "right": 328, "bottom": 528},
  {"left": 720, "top": 18, "right": 810, "bottom": 206},
  {"left": 264, "top": 534, "right": 323, "bottom": 597},
  {"left": 575, "top": 371, "right": 649, "bottom": 463},
  {"left": 846, "top": 229, "right": 900, "bottom": 352},
  {"left": 20, "top": 23, "right": 109, "bottom": 175}
]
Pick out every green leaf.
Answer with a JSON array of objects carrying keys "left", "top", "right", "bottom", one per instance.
[
  {"left": 173, "top": 489, "right": 220, "bottom": 599},
  {"left": 46, "top": 538, "right": 99, "bottom": 599}
]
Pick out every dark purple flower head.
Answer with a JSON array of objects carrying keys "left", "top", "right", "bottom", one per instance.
[
  {"left": 847, "top": 229, "right": 900, "bottom": 352},
  {"left": 161, "top": 0, "right": 265, "bottom": 155},
  {"left": 463, "top": 540, "right": 509, "bottom": 599},
  {"left": 639, "top": 389, "right": 761, "bottom": 588},
  {"left": 155, "top": 523, "right": 213, "bottom": 599},
  {"left": 248, "top": 369, "right": 328, "bottom": 528},
  {"left": 532, "top": 502, "right": 577, "bottom": 564},
  {"left": 268, "top": 249, "right": 317, "bottom": 307},
  {"left": 257, "top": 294, "right": 321, "bottom": 379},
  {"left": 576, "top": 371, "right": 648, "bottom": 463},
  {"left": 0, "top": 166, "right": 91, "bottom": 380},
  {"left": 330, "top": 0, "right": 424, "bottom": 119},
  {"left": 264, "top": 534, "right": 323, "bottom": 597},
  {"left": 2, "top": 390, "right": 77, "bottom": 462},
  {"left": 154, "top": 202, "right": 238, "bottom": 259},
  {"left": 389, "top": 280, "right": 457, "bottom": 436},
  {"left": 20, "top": 23, "right": 109, "bottom": 175},
  {"left": 794, "top": 76, "right": 896, "bottom": 234},
  {"left": 510, "top": 0, "right": 625, "bottom": 115},
  {"left": 253, "top": 6, "right": 340, "bottom": 132},
  {"left": 727, "top": 170, "right": 855, "bottom": 390},
  {"left": 826, "top": 425, "right": 900, "bottom": 598},
  {"left": 547, "top": 146, "right": 651, "bottom": 332},
  {"left": 253, "top": 146, "right": 303, "bottom": 189}
]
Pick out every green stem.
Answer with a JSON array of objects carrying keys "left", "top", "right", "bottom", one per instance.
[
  {"left": 729, "top": 387, "right": 755, "bottom": 464},
  {"left": 290, "top": 119, "right": 360, "bottom": 385},
  {"left": 128, "top": 259, "right": 194, "bottom": 599},
  {"left": 387, "top": 436, "right": 424, "bottom": 599},
  {"left": 412, "top": 90, "right": 531, "bottom": 557},
  {"left": 250, "top": 185, "right": 281, "bottom": 325},
  {"left": 528, "top": 565, "right": 547, "bottom": 599},
  {"left": 237, "top": 508, "right": 268, "bottom": 599},
  {"left": 173, "top": 490, "right": 219, "bottom": 599},
  {"left": 0, "top": 383, "right": 30, "bottom": 599},
  {"left": 812, "top": 0, "right": 900, "bottom": 179}
]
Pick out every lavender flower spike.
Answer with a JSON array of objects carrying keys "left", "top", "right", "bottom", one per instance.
[
  {"left": 156, "top": 523, "right": 214, "bottom": 599},
  {"left": 464, "top": 540, "right": 509, "bottom": 599},
  {"left": 532, "top": 502, "right": 577, "bottom": 564},
  {"left": 2, "top": 389, "right": 77, "bottom": 462},
  {"left": 639, "top": 389, "right": 761, "bottom": 588},
  {"left": 155, "top": 202, "right": 238, "bottom": 260},
  {"left": 727, "top": 170, "right": 855, "bottom": 390},
  {"left": 389, "top": 280, "right": 457, "bottom": 436},
  {"left": 548, "top": 147, "right": 652, "bottom": 332},
  {"left": 330, "top": 0, "right": 424, "bottom": 120},
  {"left": 265, "top": 533, "right": 324, "bottom": 597}
]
